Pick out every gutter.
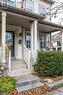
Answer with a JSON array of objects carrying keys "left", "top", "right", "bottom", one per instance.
[{"left": 38, "top": 20, "right": 63, "bottom": 30}]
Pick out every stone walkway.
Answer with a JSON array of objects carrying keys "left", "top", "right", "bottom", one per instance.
[{"left": 44, "top": 87, "right": 63, "bottom": 95}]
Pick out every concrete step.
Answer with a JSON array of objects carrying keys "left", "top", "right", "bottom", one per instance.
[
  {"left": 12, "top": 64, "right": 27, "bottom": 70},
  {"left": 16, "top": 82, "right": 43, "bottom": 92},
  {"left": 15, "top": 74, "right": 44, "bottom": 92},
  {"left": 16, "top": 74, "right": 39, "bottom": 87},
  {"left": 8, "top": 69, "right": 32, "bottom": 77},
  {"left": 12, "top": 59, "right": 28, "bottom": 70}
]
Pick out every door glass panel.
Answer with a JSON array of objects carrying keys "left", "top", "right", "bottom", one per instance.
[{"left": 6, "top": 32, "right": 14, "bottom": 57}]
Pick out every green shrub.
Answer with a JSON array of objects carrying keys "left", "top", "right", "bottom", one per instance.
[
  {"left": 0, "top": 76, "right": 16, "bottom": 93},
  {"left": 33, "top": 51, "right": 63, "bottom": 77}
]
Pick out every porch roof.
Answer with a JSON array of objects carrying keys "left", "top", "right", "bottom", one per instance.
[{"left": 0, "top": 5, "right": 63, "bottom": 33}]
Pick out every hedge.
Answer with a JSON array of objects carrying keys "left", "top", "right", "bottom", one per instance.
[{"left": 33, "top": 51, "right": 63, "bottom": 77}]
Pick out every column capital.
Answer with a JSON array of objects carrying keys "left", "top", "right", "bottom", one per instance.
[
  {"left": 61, "top": 30, "right": 63, "bottom": 32},
  {"left": 34, "top": 20, "right": 38, "bottom": 24},
  {"left": 2, "top": 11, "right": 6, "bottom": 17}
]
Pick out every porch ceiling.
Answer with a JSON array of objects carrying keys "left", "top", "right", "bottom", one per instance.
[
  {"left": 6, "top": 12, "right": 63, "bottom": 33},
  {"left": 38, "top": 20, "right": 63, "bottom": 33},
  {"left": 38, "top": 23, "right": 61, "bottom": 33},
  {"left": 0, "top": 11, "right": 63, "bottom": 33},
  {"left": 6, "top": 13, "right": 58, "bottom": 33},
  {"left": 6, "top": 13, "right": 32, "bottom": 30}
]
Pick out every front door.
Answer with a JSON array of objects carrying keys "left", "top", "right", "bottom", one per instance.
[{"left": 6, "top": 32, "right": 14, "bottom": 57}]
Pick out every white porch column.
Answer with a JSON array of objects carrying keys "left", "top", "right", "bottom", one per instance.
[
  {"left": 61, "top": 31, "right": 63, "bottom": 51},
  {"left": 22, "top": 28, "right": 25, "bottom": 59},
  {"left": 17, "top": 27, "right": 22, "bottom": 59},
  {"left": 37, "top": 31, "right": 40, "bottom": 50},
  {"left": 1, "top": 11, "right": 6, "bottom": 63},
  {"left": 31, "top": 22, "right": 34, "bottom": 57},
  {"left": 49, "top": 32, "right": 52, "bottom": 49},
  {"left": 56, "top": 47, "right": 58, "bottom": 51},
  {"left": 34, "top": 20, "right": 38, "bottom": 61},
  {"left": 23, "top": 29, "right": 25, "bottom": 45}
]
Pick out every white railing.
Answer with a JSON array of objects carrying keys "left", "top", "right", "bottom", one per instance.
[
  {"left": 23, "top": 45, "right": 31, "bottom": 69},
  {"left": 8, "top": 50, "right": 11, "bottom": 72},
  {"left": 0, "top": 0, "right": 46, "bottom": 17},
  {"left": 0, "top": 47, "right": 2, "bottom": 63}
]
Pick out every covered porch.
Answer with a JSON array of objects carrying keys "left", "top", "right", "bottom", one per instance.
[{"left": 0, "top": 5, "right": 63, "bottom": 75}]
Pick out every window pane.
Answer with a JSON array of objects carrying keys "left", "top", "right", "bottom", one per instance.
[
  {"left": 25, "top": 0, "right": 34, "bottom": 12},
  {"left": 38, "top": 4, "right": 46, "bottom": 16}
]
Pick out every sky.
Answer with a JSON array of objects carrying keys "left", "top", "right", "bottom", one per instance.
[{"left": 54, "top": 0, "right": 63, "bottom": 2}]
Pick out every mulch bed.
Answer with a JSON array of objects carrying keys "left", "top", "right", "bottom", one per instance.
[
  {"left": 33, "top": 72, "right": 63, "bottom": 82},
  {"left": 18, "top": 86, "right": 48, "bottom": 95},
  {"left": 12, "top": 86, "right": 48, "bottom": 95}
]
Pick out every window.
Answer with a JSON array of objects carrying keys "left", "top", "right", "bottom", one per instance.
[
  {"left": 25, "top": 0, "right": 34, "bottom": 12},
  {"left": 40, "top": 33, "right": 46, "bottom": 49},
  {"left": 7, "top": 0, "right": 16, "bottom": 6},
  {"left": 38, "top": 4, "right": 46, "bottom": 16},
  {"left": 8, "top": 0, "right": 15, "bottom": 2},
  {"left": 57, "top": 41, "right": 61, "bottom": 46},
  {"left": 26, "top": 31, "right": 31, "bottom": 48}
]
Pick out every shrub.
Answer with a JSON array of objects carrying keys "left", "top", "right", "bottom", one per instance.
[
  {"left": 33, "top": 51, "right": 63, "bottom": 77},
  {"left": 0, "top": 76, "right": 16, "bottom": 93}
]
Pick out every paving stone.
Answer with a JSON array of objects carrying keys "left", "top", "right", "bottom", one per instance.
[
  {"left": 15, "top": 74, "right": 44, "bottom": 92},
  {"left": 43, "top": 87, "right": 63, "bottom": 95},
  {"left": 47, "top": 80, "right": 63, "bottom": 89}
]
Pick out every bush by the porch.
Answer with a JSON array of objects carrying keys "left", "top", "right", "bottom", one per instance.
[{"left": 33, "top": 51, "right": 63, "bottom": 77}]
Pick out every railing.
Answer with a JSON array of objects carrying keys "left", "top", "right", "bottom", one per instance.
[
  {"left": 23, "top": 44, "right": 31, "bottom": 69},
  {"left": 0, "top": 0, "right": 16, "bottom": 6},
  {"left": 0, "top": 47, "right": 2, "bottom": 64},
  {"left": 0, "top": 0, "right": 46, "bottom": 17}
]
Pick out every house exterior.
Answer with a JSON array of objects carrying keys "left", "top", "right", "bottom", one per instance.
[
  {"left": 0, "top": 0, "right": 63, "bottom": 76},
  {"left": 52, "top": 32, "right": 61, "bottom": 50}
]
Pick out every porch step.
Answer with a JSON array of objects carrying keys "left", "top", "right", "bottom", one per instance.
[
  {"left": 8, "top": 69, "right": 32, "bottom": 77},
  {"left": 15, "top": 74, "right": 44, "bottom": 92},
  {"left": 12, "top": 59, "right": 28, "bottom": 70}
]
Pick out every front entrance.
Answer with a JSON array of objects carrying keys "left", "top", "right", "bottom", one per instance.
[{"left": 6, "top": 31, "right": 14, "bottom": 57}]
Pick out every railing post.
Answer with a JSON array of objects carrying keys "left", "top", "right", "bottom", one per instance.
[
  {"left": 8, "top": 50, "right": 12, "bottom": 72},
  {"left": 28, "top": 50, "right": 31, "bottom": 69}
]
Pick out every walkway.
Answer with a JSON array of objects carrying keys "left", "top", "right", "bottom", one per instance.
[{"left": 44, "top": 87, "right": 63, "bottom": 95}]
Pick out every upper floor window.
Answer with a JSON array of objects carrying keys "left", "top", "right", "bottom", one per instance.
[
  {"left": 8, "top": 0, "right": 15, "bottom": 2},
  {"left": 25, "top": 0, "right": 34, "bottom": 12},
  {"left": 7, "top": 0, "right": 16, "bottom": 6},
  {"left": 38, "top": 4, "right": 46, "bottom": 16}
]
